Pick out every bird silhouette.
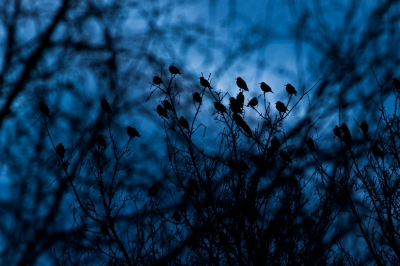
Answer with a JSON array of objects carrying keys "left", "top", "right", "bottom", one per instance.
[
  {"left": 185, "top": 178, "right": 199, "bottom": 196},
  {"left": 360, "top": 121, "right": 368, "bottom": 135},
  {"left": 371, "top": 143, "right": 384, "bottom": 159},
  {"left": 200, "top": 77, "right": 212, "bottom": 89},
  {"left": 214, "top": 101, "right": 227, "bottom": 113},
  {"left": 247, "top": 97, "right": 258, "bottom": 107},
  {"left": 393, "top": 78, "right": 400, "bottom": 89},
  {"left": 126, "top": 126, "right": 140, "bottom": 139},
  {"left": 240, "top": 122, "right": 252, "bottom": 136},
  {"left": 236, "top": 92, "right": 245, "bottom": 108},
  {"left": 169, "top": 64, "right": 181, "bottom": 75},
  {"left": 340, "top": 123, "right": 351, "bottom": 138},
  {"left": 193, "top": 92, "right": 202, "bottom": 103},
  {"left": 39, "top": 101, "right": 50, "bottom": 117},
  {"left": 270, "top": 136, "right": 280, "bottom": 150},
  {"left": 101, "top": 99, "right": 111, "bottom": 114},
  {"left": 275, "top": 101, "right": 288, "bottom": 113},
  {"left": 100, "top": 225, "right": 110, "bottom": 237},
  {"left": 148, "top": 184, "right": 158, "bottom": 197},
  {"left": 333, "top": 125, "right": 342, "bottom": 140},
  {"left": 236, "top": 77, "right": 249, "bottom": 91},
  {"left": 56, "top": 143, "right": 65, "bottom": 159},
  {"left": 307, "top": 137, "right": 315, "bottom": 152},
  {"left": 172, "top": 211, "right": 181, "bottom": 222},
  {"left": 162, "top": 100, "right": 173, "bottom": 110},
  {"left": 232, "top": 113, "right": 245, "bottom": 126},
  {"left": 153, "top": 76, "right": 162, "bottom": 85},
  {"left": 179, "top": 116, "right": 189, "bottom": 130},
  {"left": 279, "top": 150, "right": 292, "bottom": 162},
  {"left": 97, "top": 134, "right": 107, "bottom": 148},
  {"left": 260, "top": 82, "right": 274, "bottom": 93},
  {"left": 285, "top": 84, "right": 297, "bottom": 96},
  {"left": 229, "top": 97, "right": 242, "bottom": 113},
  {"left": 156, "top": 105, "right": 169, "bottom": 118}
]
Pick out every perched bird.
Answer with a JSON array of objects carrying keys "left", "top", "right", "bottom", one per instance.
[
  {"left": 340, "top": 123, "right": 351, "bottom": 138},
  {"left": 126, "top": 126, "right": 140, "bottom": 139},
  {"left": 288, "top": 176, "right": 298, "bottom": 189},
  {"left": 169, "top": 64, "right": 181, "bottom": 75},
  {"left": 247, "top": 97, "right": 258, "bottom": 108},
  {"left": 153, "top": 76, "right": 162, "bottom": 85},
  {"left": 56, "top": 143, "right": 65, "bottom": 159},
  {"left": 240, "top": 122, "right": 252, "bottom": 136},
  {"left": 270, "top": 136, "right": 280, "bottom": 150},
  {"left": 100, "top": 225, "right": 110, "bottom": 237},
  {"left": 172, "top": 211, "right": 181, "bottom": 222},
  {"left": 185, "top": 178, "right": 199, "bottom": 196},
  {"left": 179, "top": 116, "right": 189, "bottom": 130},
  {"left": 275, "top": 101, "right": 288, "bottom": 113},
  {"left": 333, "top": 125, "right": 342, "bottom": 140},
  {"left": 285, "top": 84, "right": 297, "bottom": 96},
  {"left": 307, "top": 137, "right": 315, "bottom": 152},
  {"left": 236, "top": 77, "right": 249, "bottom": 91},
  {"left": 371, "top": 143, "right": 384, "bottom": 159},
  {"left": 39, "top": 101, "right": 50, "bottom": 117},
  {"left": 97, "top": 134, "right": 107, "bottom": 148},
  {"left": 266, "top": 146, "right": 276, "bottom": 158},
  {"left": 156, "top": 105, "right": 169, "bottom": 119},
  {"left": 260, "top": 82, "right": 274, "bottom": 93},
  {"left": 393, "top": 78, "right": 400, "bottom": 89},
  {"left": 232, "top": 113, "right": 245, "bottom": 126},
  {"left": 214, "top": 101, "right": 227, "bottom": 113},
  {"left": 193, "top": 92, "right": 202, "bottom": 103},
  {"left": 162, "top": 100, "right": 173, "bottom": 110},
  {"left": 236, "top": 92, "right": 245, "bottom": 108},
  {"left": 279, "top": 150, "right": 292, "bottom": 162},
  {"left": 101, "top": 99, "right": 112, "bottom": 114},
  {"left": 229, "top": 97, "right": 242, "bottom": 113},
  {"left": 200, "top": 77, "right": 212, "bottom": 89},
  {"left": 360, "top": 120, "right": 368, "bottom": 135},
  {"left": 148, "top": 184, "right": 158, "bottom": 197}
]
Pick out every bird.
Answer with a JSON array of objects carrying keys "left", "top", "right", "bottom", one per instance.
[
  {"left": 214, "top": 101, "right": 227, "bottom": 113},
  {"left": 247, "top": 97, "right": 258, "bottom": 107},
  {"left": 333, "top": 125, "right": 342, "bottom": 140},
  {"left": 240, "top": 122, "right": 252, "bottom": 136},
  {"left": 39, "top": 101, "right": 50, "bottom": 117},
  {"left": 285, "top": 84, "right": 297, "bottom": 96},
  {"left": 100, "top": 225, "right": 110, "bottom": 237},
  {"left": 193, "top": 92, "right": 202, "bottom": 103},
  {"left": 260, "top": 82, "right": 274, "bottom": 93},
  {"left": 229, "top": 97, "right": 242, "bottom": 113},
  {"left": 156, "top": 105, "right": 169, "bottom": 118},
  {"left": 148, "top": 184, "right": 158, "bottom": 197},
  {"left": 279, "top": 150, "right": 292, "bottom": 162},
  {"left": 162, "top": 100, "right": 173, "bottom": 110},
  {"left": 371, "top": 143, "right": 384, "bottom": 159},
  {"left": 179, "top": 116, "right": 189, "bottom": 130},
  {"left": 232, "top": 113, "right": 245, "bottom": 126},
  {"left": 307, "top": 137, "right": 315, "bottom": 152},
  {"left": 393, "top": 78, "right": 400, "bottom": 89},
  {"left": 172, "top": 211, "right": 181, "bottom": 222},
  {"left": 270, "top": 136, "right": 280, "bottom": 150},
  {"left": 236, "top": 77, "right": 249, "bottom": 91},
  {"left": 200, "top": 77, "right": 212, "bottom": 89},
  {"left": 169, "top": 64, "right": 181, "bottom": 75},
  {"left": 101, "top": 99, "right": 111, "bottom": 114},
  {"left": 126, "top": 126, "right": 140, "bottom": 139},
  {"left": 275, "top": 101, "right": 288, "bottom": 113},
  {"left": 360, "top": 121, "right": 368, "bottom": 135},
  {"left": 340, "top": 123, "right": 351, "bottom": 138},
  {"left": 153, "top": 76, "right": 162, "bottom": 85},
  {"left": 97, "top": 134, "right": 107, "bottom": 148},
  {"left": 236, "top": 92, "right": 245, "bottom": 108},
  {"left": 56, "top": 143, "right": 65, "bottom": 159}
]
